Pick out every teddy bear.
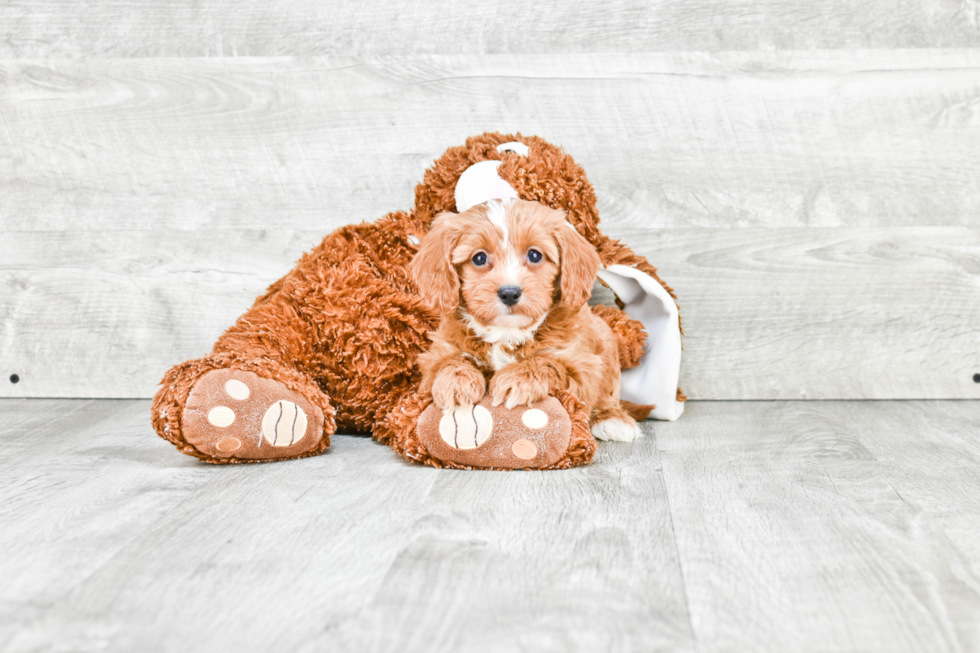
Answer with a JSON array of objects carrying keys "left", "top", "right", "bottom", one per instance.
[{"left": 151, "top": 132, "right": 684, "bottom": 470}]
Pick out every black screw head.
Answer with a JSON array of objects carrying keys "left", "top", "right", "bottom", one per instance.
[
  {"left": 974, "top": 373, "right": 980, "bottom": 384},
  {"left": 9, "top": 374, "right": 19, "bottom": 384}
]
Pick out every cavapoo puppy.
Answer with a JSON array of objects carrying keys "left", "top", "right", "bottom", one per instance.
[{"left": 410, "top": 198, "right": 640, "bottom": 442}]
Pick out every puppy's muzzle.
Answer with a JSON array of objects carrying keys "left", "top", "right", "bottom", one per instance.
[{"left": 497, "top": 285, "right": 522, "bottom": 307}]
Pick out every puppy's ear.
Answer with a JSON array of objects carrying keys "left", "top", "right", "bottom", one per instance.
[
  {"left": 556, "top": 220, "right": 601, "bottom": 310},
  {"left": 411, "top": 212, "right": 463, "bottom": 315}
]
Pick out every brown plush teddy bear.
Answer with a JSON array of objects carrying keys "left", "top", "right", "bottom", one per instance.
[{"left": 151, "top": 132, "right": 684, "bottom": 470}]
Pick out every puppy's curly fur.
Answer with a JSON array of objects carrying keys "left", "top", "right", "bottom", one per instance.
[{"left": 412, "top": 198, "right": 640, "bottom": 442}]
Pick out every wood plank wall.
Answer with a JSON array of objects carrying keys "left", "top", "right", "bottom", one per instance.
[{"left": 1, "top": 3, "right": 979, "bottom": 400}]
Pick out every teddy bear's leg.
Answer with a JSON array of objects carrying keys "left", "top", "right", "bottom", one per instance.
[
  {"left": 152, "top": 288, "right": 337, "bottom": 464},
  {"left": 377, "top": 389, "right": 595, "bottom": 470}
]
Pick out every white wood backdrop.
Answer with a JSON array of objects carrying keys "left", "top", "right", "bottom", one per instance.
[
  {"left": 3, "top": 0, "right": 980, "bottom": 56},
  {"left": 1, "top": 11, "right": 979, "bottom": 400}
]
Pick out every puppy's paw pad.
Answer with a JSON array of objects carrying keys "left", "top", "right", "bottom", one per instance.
[
  {"left": 591, "top": 419, "right": 641, "bottom": 442},
  {"left": 182, "top": 369, "right": 324, "bottom": 461},
  {"left": 417, "top": 396, "right": 571, "bottom": 469}
]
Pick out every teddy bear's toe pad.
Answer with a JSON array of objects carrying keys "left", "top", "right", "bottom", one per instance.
[
  {"left": 182, "top": 369, "right": 324, "bottom": 460},
  {"left": 417, "top": 395, "right": 570, "bottom": 469}
]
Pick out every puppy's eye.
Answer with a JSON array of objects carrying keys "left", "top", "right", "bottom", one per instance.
[
  {"left": 472, "top": 252, "right": 488, "bottom": 267},
  {"left": 527, "top": 249, "right": 543, "bottom": 264}
]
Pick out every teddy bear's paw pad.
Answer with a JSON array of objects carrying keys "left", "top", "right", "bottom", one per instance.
[
  {"left": 182, "top": 369, "right": 324, "bottom": 461},
  {"left": 437, "top": 404, "right": 494, "bottom": 450},
  {"left": 417, "top": 395, "right": 571, "bottom": 470}
]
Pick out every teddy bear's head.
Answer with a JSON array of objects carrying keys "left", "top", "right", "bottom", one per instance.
[{"left": 413, "top": 132, "right": 603, "bottom": 245}]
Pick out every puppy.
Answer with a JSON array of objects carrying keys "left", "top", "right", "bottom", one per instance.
[{"left": 410, "top": 198, "right": 639, "bottom": 442}]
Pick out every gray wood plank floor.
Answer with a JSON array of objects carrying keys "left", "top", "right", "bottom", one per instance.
[{"left": 3, "top": 399, "right": 978, "bottom": 652}]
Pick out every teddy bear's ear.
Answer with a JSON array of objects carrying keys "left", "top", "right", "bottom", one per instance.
[
  {"left": 555, "top": 218, "right": 601, "bottom": 311},
  {"left": 411, "top": 212, "right": 463, "bottom": 315}
]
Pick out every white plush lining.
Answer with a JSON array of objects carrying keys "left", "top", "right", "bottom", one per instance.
[
  {"left": 596, "top": 265, "right": 685, "bottom": 421},
  {"left": 455, "top": 161, "right": 519, "bottom": 213}
]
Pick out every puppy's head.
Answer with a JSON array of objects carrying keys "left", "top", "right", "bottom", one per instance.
[{"left": 410, "top": 199, "right": 601, "bottom": 328}]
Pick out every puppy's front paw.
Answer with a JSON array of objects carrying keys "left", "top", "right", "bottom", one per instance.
[
  {"left": 431, "top": 365, "right": 487, "bottom": 412},
  {"left": 490, "top": 366, "right": 551, "bottom": 410}
]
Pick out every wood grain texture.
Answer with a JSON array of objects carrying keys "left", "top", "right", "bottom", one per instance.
[
  {"left": 659, "top": 400, "right": 980, "bottom": 652},
  {"left": 3, "top": 398, "right": 979, "bottom": 651},
  {"left": 0, "top": 398, "right": 694, "bottom": 653},
  {"left": 1, "top": 0, "right": 980, "bottom": 58},
  {"left": 2, "top": 51, "right": 980, "bottom": 232},
  {"left": 625, "top": 227, "right": 980, "bottom": 401},
  {"left": 0, "top": 229, "right": 311, "bottom": 399},
  {"left": 0, "top": 400, "right": 216, "bottom": 621},
  {"left": 2, "top": 52, "right": 979, "bottom": 399},
  {"left": 3, "top": 227, "right": 978, "bottom": 400}
]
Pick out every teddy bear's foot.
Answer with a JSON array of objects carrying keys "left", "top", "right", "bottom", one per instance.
[
  {"left": 416, "top": 395, "right": 573, "bottom": 470},
  {"left": 181, "top": 368, "right": 326, "bottom": 462}
]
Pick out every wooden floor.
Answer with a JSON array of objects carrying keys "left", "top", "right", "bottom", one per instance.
[{"left": 3, "top": 399, "right": 979, "bottom": 652}]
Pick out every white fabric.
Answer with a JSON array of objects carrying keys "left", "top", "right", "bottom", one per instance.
[
  {"left": 496, "top": 141, "right": 529, "bottom": 156},
  {"left": 453, "top": 142, "right": 528, "bottom": 212},
  {"left": 597, "top": 265, "right": 684, "bottom": 421},
  {"left": 455, "top": 161, "right": 519, "bottom": 212}
]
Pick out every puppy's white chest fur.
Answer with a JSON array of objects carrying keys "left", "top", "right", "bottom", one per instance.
[
  {"left": 481, "top": 345, "right": 513, "bottom": 371},
  {"left": 462, "top": 313, "right": 543, "bottom": 371}
]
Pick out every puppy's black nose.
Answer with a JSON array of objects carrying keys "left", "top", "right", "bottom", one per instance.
[{"left": 497, "top": 285, "right": 522, "bottom": 306}]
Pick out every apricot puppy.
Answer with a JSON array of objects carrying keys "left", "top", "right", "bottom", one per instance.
[{"left": 411, "top": 198, "right": 640, "bottom": 442}]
